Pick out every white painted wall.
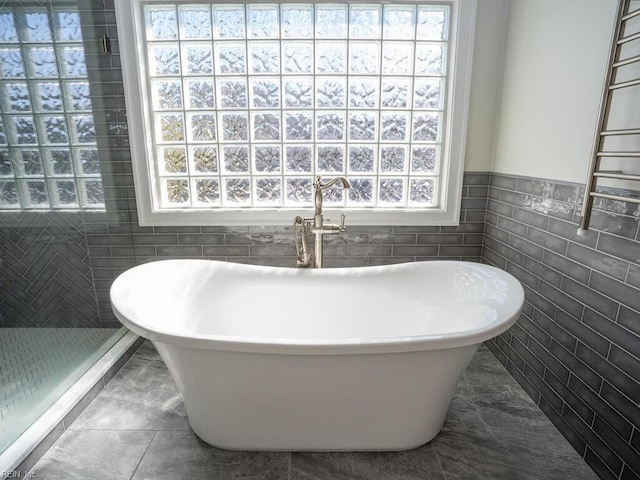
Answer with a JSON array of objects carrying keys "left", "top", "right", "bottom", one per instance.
[
  {"left": 464, "top": 0, "right": 510, "bottom": 172},
  {"left": 491, "top": 0, "right": 617, "bottom": 182}
]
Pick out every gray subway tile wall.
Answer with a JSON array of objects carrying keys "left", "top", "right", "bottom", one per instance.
[
  {"left": 86, "top": 172, "right": 486, "bottom": 324},
  {"left": 483, "top": 173, "right": 640, "bottom": 480}
]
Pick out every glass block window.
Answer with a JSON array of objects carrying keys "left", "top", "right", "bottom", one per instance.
[
  {"left": 141, "top": 2, "right": 449, "bottom": 210},
  {"left": 0, "top": 5, "right": 103, "bottom": 210}
]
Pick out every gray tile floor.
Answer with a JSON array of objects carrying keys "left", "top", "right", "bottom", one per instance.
[{"left": 30, "top": 342, "right": 598, "bottom": 479}]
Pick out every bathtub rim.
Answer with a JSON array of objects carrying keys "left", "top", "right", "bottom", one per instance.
[{"left": 110, "top": 259, "right": 524, "bottom": 356}]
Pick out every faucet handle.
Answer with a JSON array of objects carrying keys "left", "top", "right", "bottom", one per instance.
[{"left": 339, "top": 213, "right": 346, "bottom": 232}]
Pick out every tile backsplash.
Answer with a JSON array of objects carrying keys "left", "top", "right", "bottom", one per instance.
[{"left": 484, "top": 173, "right": 640, "bottom": 480}]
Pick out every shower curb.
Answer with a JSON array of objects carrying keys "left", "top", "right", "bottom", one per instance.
[{"left": 0, "top": 330, "right": 144, "bottom": 476}]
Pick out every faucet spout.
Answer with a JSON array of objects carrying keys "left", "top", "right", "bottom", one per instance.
[
  {"left": 313, "top": 176, "right": 350, "bottom": 218},
  {"left": 315, "top": 176, "right": 351, "bottom": 191}
]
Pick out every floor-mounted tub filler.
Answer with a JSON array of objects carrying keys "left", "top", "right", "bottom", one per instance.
[{"left": 110, "top": 259, "right": 524, "bottom": 451}]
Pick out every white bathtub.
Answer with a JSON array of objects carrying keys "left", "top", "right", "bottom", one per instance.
[{"left": 110, "top": 259, "right": 524, "bottom": 451}]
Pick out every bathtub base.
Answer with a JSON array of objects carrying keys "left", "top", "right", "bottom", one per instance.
[
  {"left": 189, "top": 422, "right": 446, "bottom": 452},
  {"left": 190, "top": 432, "right": 442, "bottom": 452},
  {"left": 155, "top": 342, "right": 478, "bottom": 451}
]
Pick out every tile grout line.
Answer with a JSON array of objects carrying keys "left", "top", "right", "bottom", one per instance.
[{"left": 128, "top": 430, "right": 158, "bottom": 480}]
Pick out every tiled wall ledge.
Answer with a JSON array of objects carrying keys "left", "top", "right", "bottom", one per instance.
[{"left": 483, "top": 173, "right": 640, "bottom": 480}]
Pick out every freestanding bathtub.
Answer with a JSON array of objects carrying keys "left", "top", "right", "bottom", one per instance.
[{"left": 110, "top": 259, "right": 524, "bottom": 451}]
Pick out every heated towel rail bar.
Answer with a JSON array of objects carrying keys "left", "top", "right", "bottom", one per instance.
[{"left": 579, "top": 0, "right": 640, "bottom": 234}]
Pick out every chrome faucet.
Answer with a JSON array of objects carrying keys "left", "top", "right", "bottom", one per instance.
[{"left": 293, "top": 176, "right": 351, "bottom": 268}]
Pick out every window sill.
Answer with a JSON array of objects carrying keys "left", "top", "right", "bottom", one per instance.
[{"left": 136, "top": 206, "right": 462, "bottom": 226}]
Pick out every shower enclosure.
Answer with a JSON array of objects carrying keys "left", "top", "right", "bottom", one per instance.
[{"left": 0, "top": 0, "right": 134, "bottom": 464}]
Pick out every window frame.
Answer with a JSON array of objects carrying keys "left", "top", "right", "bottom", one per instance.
[{"left": 116, "top": 0, "right": 477, "bottom": 226}]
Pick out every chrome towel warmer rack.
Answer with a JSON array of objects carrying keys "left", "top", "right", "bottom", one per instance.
[{"left": 579, "top": 0, "right": 640, "bottom": 234}]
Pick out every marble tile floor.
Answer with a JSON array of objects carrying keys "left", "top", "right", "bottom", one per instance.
[{"left": 29, "top": 342, "right": 598, "bottom": 480}]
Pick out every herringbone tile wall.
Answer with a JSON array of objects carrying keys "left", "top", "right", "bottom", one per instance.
[{"left": 0, "top": 214, "right": 100, "bottom": 327}]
